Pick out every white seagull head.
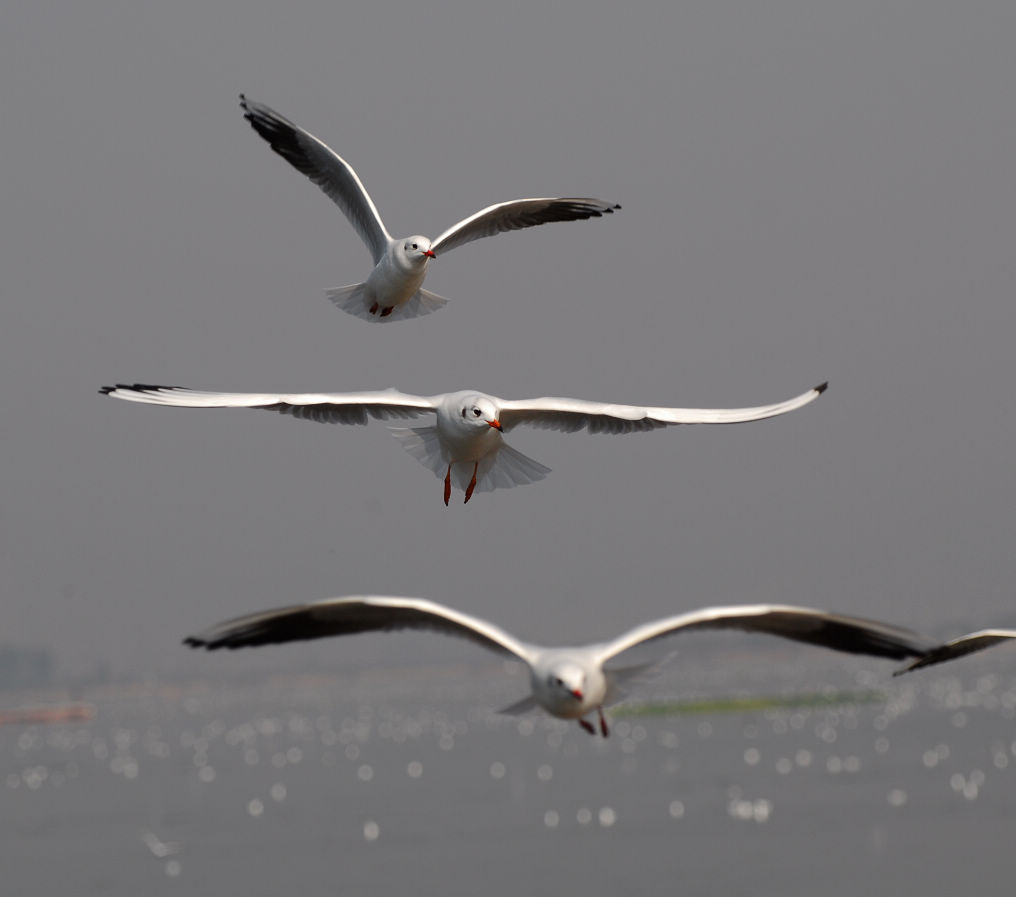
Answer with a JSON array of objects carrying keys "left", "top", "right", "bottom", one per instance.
[
  {"left": 544, "top": 661, "right": 588, "bottom": 705},
  {"left": 400, "top": 235, "right": 436, "bottom": 265},
  {"left": 452, "top": 394, "right": 502, "bottom": 433}
]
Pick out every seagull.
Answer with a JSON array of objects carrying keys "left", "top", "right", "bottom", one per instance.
[
  {"left": 100, "top": 381, "right": 827, "bottom": 504},
  {"left": 184, "top": 595, "right": 935, "bottom": 737},
  {"left": 239, "top": 95, "right": 620, "bottom": 322},
  {"left": 894, "top": 629, "right": 1016, "bottom": 675}
]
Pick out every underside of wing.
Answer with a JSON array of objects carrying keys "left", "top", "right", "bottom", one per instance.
[
  {"left": 240, "top": 95, "right": 391, "bottom": 261},
  {"left": 430, "top": 197, "right": 620, "bottom": 256},
  {"left": 100, "top": 384, "right": 435, "bottom": 425},
  {"left": 598, "top": 604, "right": 933, "bottom": 666},
  {"left": 184, "top": 595, "right": 533, "bottom": 662},
  {"left": 894, "top": 629, "right": 1016, "bottom": 675},
  {"left": 497, "top": 384, "right": 827, "bottom": 434}
]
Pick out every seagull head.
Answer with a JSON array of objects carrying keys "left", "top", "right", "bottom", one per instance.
[
  {"left": 403, "top": 236, "right": 436, "bottom": 263},
  {"left": 456, "top": 396, "right": 501, "bottom": 433},
  {"left": 548, "top": 662, "right": 587, "bottom": 703}
]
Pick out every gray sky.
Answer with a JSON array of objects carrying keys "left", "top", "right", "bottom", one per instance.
[{"left": 2, "top": 0, "right": 1014, "bottom": 678}]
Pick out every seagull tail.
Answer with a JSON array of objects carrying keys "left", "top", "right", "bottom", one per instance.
[
  {"left": 389, "top": 428, "right": 551, "bottom": 496},
  {"left": 475, "top": 443, "right": 552, "bottom": 493},
  {"left": 324, "top": 285, "right": 449, "bottom": 322},
  {"left": 324, "top": 283, "right": 373, "bottom": 321}
]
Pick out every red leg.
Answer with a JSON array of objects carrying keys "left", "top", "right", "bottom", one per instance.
[
  {"left": 598, "top": 707, "right": 609, "bottom": 738},
  {"left": 369, "top": 301, "right": 379, "bottom": 315},
  {"left": 578, "top": 719, "right": 595, "bottom": 735},
  {"left": 443, "top": 464, "right": 452, "bottom": 506},
  {"left": 380, "top": 306, "right": 394, "bottom": 318},
  {"left": 464, "top": 461, "right": 479, "bottom": 503}
]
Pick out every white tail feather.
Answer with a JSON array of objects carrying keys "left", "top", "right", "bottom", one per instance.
[
  {"left": 324, "top": 285, "right": 449, "bottom": 322},
  {"left": 389, "top": 427, "right": 551, "bottom": 495}
]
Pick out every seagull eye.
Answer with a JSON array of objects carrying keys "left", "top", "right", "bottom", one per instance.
[
  {"left": 411, "top": 243, "right": 418, "bottom": 249},
  {"left": 472, "top": 408, "right": 481, "bottom": 417}
]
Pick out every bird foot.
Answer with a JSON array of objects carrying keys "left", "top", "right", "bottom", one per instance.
[
  {"left": 578, "top": 719, "right": 596, "bottom": 735},
  {"left": 464, "top": 462, "right": 479, "bottom": 504},
  {"left": 444, "top": 464, "right": 452, "bottom": 506},
  {"left": 598, "top": 707, "right": 609, "bottom": 738},
  {"left": 369, "top": 302, "right": 379, "bottom": 315},
  {"left": 380, "top": 306, "right": 394, "bottom": 318}
]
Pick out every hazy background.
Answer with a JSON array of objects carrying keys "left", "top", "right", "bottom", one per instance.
[{"left": 2, "top": 0, "right": 1014, "bottom": 681}]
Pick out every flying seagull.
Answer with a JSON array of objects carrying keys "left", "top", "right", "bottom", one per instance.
[
  {"left": 894, "top": 629, "right": 1016, "bottom": 674},
  {"left": 100, "top": 381, "right": 827, "bottom": 504},
  {"left": 184, "top": 595, "right": 934, "bottom": 737},
  {"left": 239, "top": 95, "right": 620, "bottom": 322}
]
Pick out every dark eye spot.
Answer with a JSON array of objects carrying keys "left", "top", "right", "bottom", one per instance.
[
  {"left": 411, "top": 243, "right": 418, "bottom": 249},
  {"left": 473, "top": 408, "right": 481, "bottom": 417},
  {"left": 461, "top": 409, "right": 468, "bottom": 418}
]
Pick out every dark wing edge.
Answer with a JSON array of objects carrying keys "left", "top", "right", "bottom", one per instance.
[
  {"left": 894, "top": 630, "right": 1016, "bottom": 675},
  {"left": 239, "top": 95, "right": 389, "bottom": 261},
  {"left": 599, "top": 605, "right": 934, "bottom": 666},
  {"left": 183, "top": 596, "right": 532, "bottom": 662}
]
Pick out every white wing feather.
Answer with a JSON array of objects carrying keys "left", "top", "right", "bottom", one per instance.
[
  {"left": 498, "top": 383, "right": 827, "bottom": 434},
  {"left": 430, "top": 197, "right": 620, "bottom": 256},
  {"left": 101, "top": 385, "right": 436, "bottom": 424}
]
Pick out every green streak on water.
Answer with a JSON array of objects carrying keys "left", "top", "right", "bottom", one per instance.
[{"left": 614, "top": 690, "right": 885, "bottom": 717}]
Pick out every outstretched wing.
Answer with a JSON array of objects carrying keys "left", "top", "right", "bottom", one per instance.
[
  {"left": 597, "top": 604, "right": 932, "bottom": 666},
  {"left": 497, "top": 383, "right": 827, "bottom": 434},
  {"left": 894, "top": 629, "right": 1016, "bottom": 675},
  {"left": 100, "top": 384, "right": 436, "bottom": 425},
  {"left": 240, "top": 95, "right": 391, "bottom": 262},
  {"left": 184, "top": 595, "right": 534, "bottom": 662},
  {"left": 429, "top": 197, "right": 620, "bottom": 256}
]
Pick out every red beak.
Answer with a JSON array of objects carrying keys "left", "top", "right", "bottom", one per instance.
[
  {"left": 571, "top": 689, "right": 583, "bottom": 700},
  {"left": 423, "top": 250, "right": 436, "bottom": 258},
  {"left": 487, "top": 419, "right": 502, "bottom": 431}
]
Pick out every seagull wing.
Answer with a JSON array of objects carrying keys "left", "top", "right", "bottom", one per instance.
[
  {"left": 240, "top": 95, "right": 391, "bottom": 262},
  {"left": 596, "top": 604, "right": 932, "bottom": 666},
  {"left": 184, "top": 595, "right": 535, "bottom": 662},
  {"left": 894, "top": 629, "right": 1016, "bottom": 675},
  {"left": 429, "top": 197, "right": 620, "bottom": 256},
  {"left": 497, "top": 383, "right": 827, "bottom": 434},
  {"left": 100, "top": 384, "right": 437, "bottom": 425}
]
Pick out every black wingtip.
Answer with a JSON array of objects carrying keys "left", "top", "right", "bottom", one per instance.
[
  {"left": 99, "top": 386, "right": 114, "bottom": 396},
  {"left": 815, "top": 381, "right": 829, "bottom": 395},
  {"left": 183, "top": 636, "right": 214, "bottom": 651}
]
